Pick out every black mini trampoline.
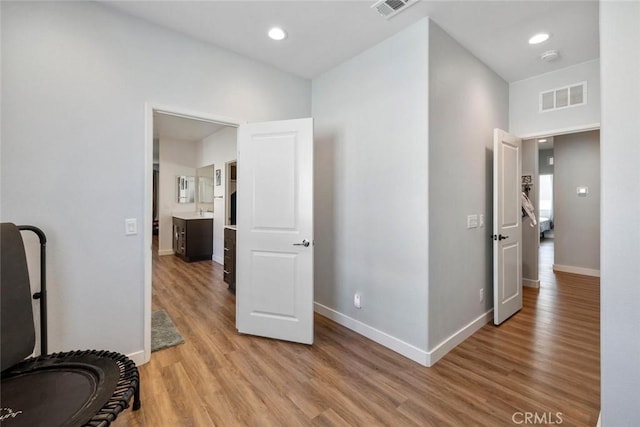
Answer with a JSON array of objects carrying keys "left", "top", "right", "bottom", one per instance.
[{"left": 1, "top": 223, "right": 141, "bottom": 427}]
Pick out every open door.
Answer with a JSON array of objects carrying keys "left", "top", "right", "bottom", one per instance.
[
  {"left": 236, "top": 118, "right": 314, "bottom": 344},
  {"left": 493, "top": 129, "right": 522, "bottom": 325}
]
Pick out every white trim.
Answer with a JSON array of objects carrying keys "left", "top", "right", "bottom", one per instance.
[
  {"left": 127, "top": 350, "right": 146, "bottom": 367},
  {"left": 428, "top": 310, "right": 494, "bottom": 366},
  {"left": 517, "top": 123, "right": 600, "bottom": 140},
  {"left": 144, "top": 103, "right": 243, "bottom": 365},
  {"left": 523, "top": 278, "right": 540, "bottom": 288},
  {"left": 596, "top": 412, "right": 601, "bottom": 427},
  {"left": 313, "top": 302, "right": 430, "bottom": 366},
  {"left": 314, "top": 303, "right": 492, "bottom": 368},
  {"left": 143, "top": 104, "right": 153, "bottom": 365},
  {"left": 553, "top": 264, "right": 600, "bottom": 277},
  {"left": 158, "top": 249, "right": 174, "bottom": 256}
]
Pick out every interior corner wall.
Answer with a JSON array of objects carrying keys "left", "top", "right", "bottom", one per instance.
[
  {"left": 197, "top": 126, "right": 238, "bottom": 265},
  {"left": 158, "top": 138, "right": 198, "bottom": 254},
  {"left": 427, "top": 21, "right": 508, "bottom": 350},
  {"left": 521, "top": 139, "right": 539, "bottom": 284},
  {"left": 553, "top": 130, "right": 600, "bottom": 273},
  {"left": 509, "top": 59, "right": 601, "bottom": 137},
  {"left": 600, "top": 1, "right": 640, "bottom": 424},
  {"left": 312, "top": 18, "right": 430, "bottom": 358},
  {"left": 0, "top": 1, "right": 310, "bottom": 356}
]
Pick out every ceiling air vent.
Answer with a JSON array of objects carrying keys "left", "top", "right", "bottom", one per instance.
[
  {"left": 540, "top": 82, "right": 587, "bottom": 113},
  {"left": 371, "top": 0, "right": 417, "bottom": 20}
]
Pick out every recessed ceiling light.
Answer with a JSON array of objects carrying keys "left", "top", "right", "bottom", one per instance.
[
  {"left": 538, "top": 138, "right": 548, "bottom": 143},
  {"left": 529, "top": 33, "right": 550, "bottom": 45},
  {"left": 268, "top": 27, "right": 287, "bottom": 41}
]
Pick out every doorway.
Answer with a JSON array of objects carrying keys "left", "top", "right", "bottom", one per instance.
[
  {"left": 225, "top": 161, "right": 237, "bottom": 227},
  {"left": 143, "top": 105, "right": 241, "bottom": 363},
  {"left": 538, "top": 138, "right": 555, "bottom": 282},
  {"left": 521, "top": 129, "right": 600, "bottom": 293}
]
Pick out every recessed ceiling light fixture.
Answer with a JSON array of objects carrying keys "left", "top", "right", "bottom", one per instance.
[
  {"left": 538, "top": 138, "right": 548, "bottom": 143},
  {"left": 268, "top": 27, "right": 287, "bottom": 41},
  {"left": 529, "top": 33, "right": 550, "bottom": 45}
]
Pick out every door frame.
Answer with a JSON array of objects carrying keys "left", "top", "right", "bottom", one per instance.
[{"left": 143, "top": 103, "right": 242, "bottom": 364}]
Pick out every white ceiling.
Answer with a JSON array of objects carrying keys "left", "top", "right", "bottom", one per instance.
[
  {"left": 153, "top": 112, "right": 228, "bottom": 141},
  {"left": 104, "top": 0, "right": 599, "bottom": 82}
]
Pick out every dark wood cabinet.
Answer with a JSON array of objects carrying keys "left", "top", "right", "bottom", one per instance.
[
  {"left": 172, "top": 217, "right": 213, "bottom": 262},
  {"left": 223, "top": 227, "right": 236, "bottom": 292}
]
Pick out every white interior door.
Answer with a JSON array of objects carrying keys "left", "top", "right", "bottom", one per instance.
[
  {"left": 493, "top": 128, "right": 522, "bottom": 325},
  {"left": 236, "top": 118, "right": 314, "bottom": 344}
]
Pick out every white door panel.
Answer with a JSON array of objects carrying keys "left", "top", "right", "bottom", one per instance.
[
  {"left": 493, "top": 129, "right": 522, "bottom": 325},
  {"left": 237, "top": 118, "right": 314, "bottom": 344}
]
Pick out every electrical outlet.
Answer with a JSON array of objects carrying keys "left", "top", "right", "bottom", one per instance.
[
  {"left": 479, "top": 289, "right": 484, "bottom": 302},
  {"left": 354, "top": 293, "right": 362, "bottom": 309}
]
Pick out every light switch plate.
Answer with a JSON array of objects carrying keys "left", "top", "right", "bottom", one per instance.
[
  {"left": 467, "top": 214, "right": 479, "bottom": 229},
  {"left": 125, "top": 218, "right": 137, "bottom": 235},
  {"left": 577, "top": 187, "right": 589, "bottom": 197}
]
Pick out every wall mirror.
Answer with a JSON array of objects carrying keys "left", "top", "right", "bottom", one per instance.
[
  {"left": 177, "top": 176, "right": 195, "bottom": 203},
  {"left": 198, "top": 176, "right": 214, "bottom": 203}
]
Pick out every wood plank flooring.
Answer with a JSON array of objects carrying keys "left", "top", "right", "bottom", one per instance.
[{"left": 116, "top": 238, "right": 599, "bottom": 426}]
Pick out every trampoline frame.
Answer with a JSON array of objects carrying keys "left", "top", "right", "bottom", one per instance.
[{"left": 1, "top": 225, "right": 141, "bottom": 426}]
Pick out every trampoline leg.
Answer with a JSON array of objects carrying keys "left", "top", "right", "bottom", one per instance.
[{"left": 133, "top": 382, "right": 141, "bottom": 410}]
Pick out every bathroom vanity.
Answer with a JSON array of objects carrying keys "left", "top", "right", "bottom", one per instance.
[{"left": 172, "top": 212, "right": 213, "bottom": 262}]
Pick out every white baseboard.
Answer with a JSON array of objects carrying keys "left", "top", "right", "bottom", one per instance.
[
  {"left": 313, "top": 302, "right": 429, "bottom": 366},
  {"left": 523, "top": 278, "right": 540, "bottom": 288},
  {"left": 158, "top": 249, "right": 174, "bottom": 256},
  {"left": 314, "top": 303, "right": 492, "bottom": 367},
  {"left": 553, "top": 264, "right": 600, "bottom": 277},
  {"left": 427, "top": 310, "right": 494, "bottom": 366},
  {"left": 596, "top": 412, "right": 601, "bottom": 427},
  {"left": 212, "top": 255, "right": 223, "bottom": 265},
  {"left": 127, "top": 350, "right": 146, "bottom": 367}
]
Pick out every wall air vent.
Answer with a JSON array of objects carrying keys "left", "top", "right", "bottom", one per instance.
[
  {"left": 371, "top": 0, "right": 417, "bottom": 20},
  {"left": 540, "top": 82, "right": 587, "bottom": 113}
]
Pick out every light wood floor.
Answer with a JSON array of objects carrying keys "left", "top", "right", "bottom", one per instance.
[{"left": 117, "top": 238, "right": 599, "bottom": 426}]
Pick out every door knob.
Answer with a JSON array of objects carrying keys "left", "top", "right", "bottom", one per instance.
[
  {"left": 492, "top": 234, "right": 509, "bottom": 241},
  {"left": 293, "top": 239, "right": 310, "bottom": 247}
]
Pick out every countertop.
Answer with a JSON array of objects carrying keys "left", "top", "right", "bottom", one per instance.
[{"left": 173, "top": 212, "right": 214, "bottom": 220}]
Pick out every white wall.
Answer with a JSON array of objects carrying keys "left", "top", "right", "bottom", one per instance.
[
  {"left": 312, "top": 19, "right": 430, "bottom": 359},
  {"left": 158, "top": 138, "right": 198, "bottom": 255},
  {"left": 197, "top": 126, "right": 238, "bottom": 264},
  {"left": 427, "top": 22, "right": 509, "bottom": 350},
  {"left": 510, "top": 60, "right": 601, "bottom": 137},
  {"left": 600, "top": 1, "right": 640, "bottom": 424},
  {"left": 0, "top": 1, "right": 310, "bottom": 357},
  {"left": 553, "top": 131, "right": 600, "bottom": 274}
]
